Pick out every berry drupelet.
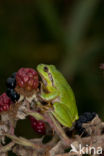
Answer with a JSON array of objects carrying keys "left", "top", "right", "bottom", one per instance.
[
  {"left": 29, "top": 116, "right": 46, "bottom": 135},
  {"left": 75, "top": 112, "right": 96, "bottom": 136},
  {"left": 0, "top": 93, "right": 12, "bottom": 112},
  {"left": 16, "top": 68, "right": 39, "bottom": 91}
]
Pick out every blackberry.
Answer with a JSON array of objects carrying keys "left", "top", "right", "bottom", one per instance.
[
  {"left": 75, "top": 112, "right": 96, "bottom": 136},
  {"left": 6, "top": 88, "right": 12, "bottom": 97},
  {"left": 0, "top": 93, "right": 12, "bottom": 112},
  {"left": 16, "top": 68, "right": 39, "bottom": 91},
  {"left": 75, "top": 115, "right": 87, "bottom": 131},
  {"left": 6, "top": 77, "right": 16, "bottom": 89},
  {"left": 75, "top": 120, "right": 82, "bottom": 129},
  {"left": 6, "top": 88, "right": 20, "bottom": 102},
  {"left": 79, "top": 115, "right": 87, "bottom": 123},
  {"left": 83, "top": 112, "right": 96, "bottom": 122},
  {"left": 29, "top": 116, "right": 46, "bottom": 135}
]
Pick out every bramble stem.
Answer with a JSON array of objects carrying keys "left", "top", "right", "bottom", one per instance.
[
  {"left": 45, "top": 112, "right": 70, "bottom": 146},
  {"left": 26, "top": 111, "right": 45, "bottom": 121},
  {"left": 5, "top": 134, "right": 43, "bottom": 150}
]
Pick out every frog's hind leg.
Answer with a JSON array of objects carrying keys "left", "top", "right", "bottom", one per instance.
[{"left": 52, "top": 102, "right": 73, "bottom": 128}]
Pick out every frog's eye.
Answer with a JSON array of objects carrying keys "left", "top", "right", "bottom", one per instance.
[{"left": 44, "top": 66, "right": 48, "bottom": 72}]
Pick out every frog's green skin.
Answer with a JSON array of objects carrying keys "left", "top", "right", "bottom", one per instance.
[{"left": 37, "top": 64, "right": 79, "bottom": 127}]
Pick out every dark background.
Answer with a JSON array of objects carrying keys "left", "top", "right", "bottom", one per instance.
[{"left": 0, "top": 0, "right": 104, "bottom": 155}]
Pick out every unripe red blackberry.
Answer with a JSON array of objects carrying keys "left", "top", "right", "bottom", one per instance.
[
  {"left": 29, "top": 116, "right": 46, "bottom": 135},
  {"left": 0, "top": 93, "right": 12, "bottom": 112},
  {"left": 16, "top": 68, "right": 39, "bottom": 91}
]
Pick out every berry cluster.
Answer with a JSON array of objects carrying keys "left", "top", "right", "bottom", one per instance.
[
  {"left": 29, "top": 116, "right": 46, "bottom": 135},
  {"left": 0, "top": 67, "right": 41, "bottom": 135},
  {"left": 6, "top": 68, "right": 39, "bottom": 102},
  {"left": 0, "top": 93, "right": 12, "bottom": 112},
  {"left": 16, "top": 68, "right": 39, "bottom": 91},
  {"left": 6, "top": 72, "right": 20, "bottom": 102},
  {"left": 75, "top": 112, "right": 96, "bottom": 136}
]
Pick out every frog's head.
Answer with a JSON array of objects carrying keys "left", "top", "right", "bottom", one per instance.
[{"left": 37, "top": 64, "right": 56, "bottom": 87}]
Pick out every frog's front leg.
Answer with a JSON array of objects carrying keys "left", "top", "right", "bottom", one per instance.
[{"left": 40, "top": 88, "right": 58, "bottom": 101}]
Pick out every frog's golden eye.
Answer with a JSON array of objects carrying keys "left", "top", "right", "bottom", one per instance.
[{"left": 44, "top": 66, "right": 48, "bottom": 72}]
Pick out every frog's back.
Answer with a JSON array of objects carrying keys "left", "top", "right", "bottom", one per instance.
[
  {"left": 52, "top": 68, "right": 78, "bottom": 121},
  {"left": 54, "top": 70, "right": 75, "bottom": 101}
]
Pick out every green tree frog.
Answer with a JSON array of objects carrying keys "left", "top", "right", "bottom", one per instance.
[{"left": 37, "top": 64, "right": 79, "bottom": 128}]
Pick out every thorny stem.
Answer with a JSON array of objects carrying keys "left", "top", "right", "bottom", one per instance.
[
  {"left": 5, "top": 134, "right": 43, "bottom": 150},
  {"left": 45, "top": 112, "right": 71, "bottom": 146},
  {"left": 26, "top": 110, "right": 45, "bottom": 121},
  {"left": 4, "top": 133, "right": 59, "bottom": 152},
  {"left": 0, "top": 142, "right": 15, "bottom": 153}
]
